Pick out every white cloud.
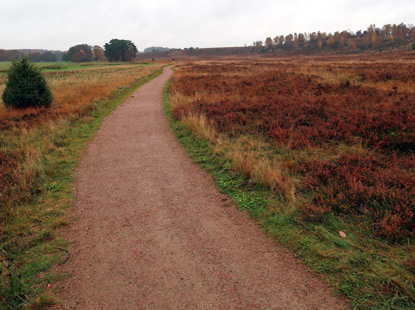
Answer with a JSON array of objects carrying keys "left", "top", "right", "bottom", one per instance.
[{"left": 0, "top": 0, "right": 413, "bottom": 50}]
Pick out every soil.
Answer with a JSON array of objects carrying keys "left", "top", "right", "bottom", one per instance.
[{"left": 55, "top": 66, "right": 349, "bottom": 309}]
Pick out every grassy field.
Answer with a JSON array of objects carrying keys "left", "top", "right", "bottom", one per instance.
[
  {"left": 0, "top": 61, "right": 157, "bottom": 73},
  {"left": 167, "top": 52, "right": 415, "bottom": 309},
  {"left": 0, "top": 61, "right": 165, "bottom": 309}
]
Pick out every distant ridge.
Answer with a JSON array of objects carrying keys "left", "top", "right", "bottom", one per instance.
[{"left": 143, "top": 46, "right": 170, "bottom": 53}]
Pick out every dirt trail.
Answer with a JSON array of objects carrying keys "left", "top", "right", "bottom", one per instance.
[{"left": 56, "top": 66, "right": 349, "bottom": 309}]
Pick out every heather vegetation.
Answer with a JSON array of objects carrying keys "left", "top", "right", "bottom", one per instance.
[{"left": 168, "top": 52, "right": 415, "bottom": 308}]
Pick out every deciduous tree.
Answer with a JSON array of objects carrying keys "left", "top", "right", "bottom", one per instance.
[
  {"left": 284, "top": 34, "right": 293, "bottom": 48},
  {"left": 104, "top": 39, "right": 138, "bottom": 62},
  {"left": 339, "top": 36, "right": 345, "bottom": 50},
  {"left": 298, "top": 33, "right": 306, "bottom": 47},
  {"left": 265, "top": 37, "right": 273, "bottom": 50},
  {"left": 327, "top": 34, "right": 334, "bottom": 46},
  {"left": 94, "top": 46, "right": 105, "bottom": 61},
  {"left": 63, "top": 44, "right": 94, "bottom": 62}
]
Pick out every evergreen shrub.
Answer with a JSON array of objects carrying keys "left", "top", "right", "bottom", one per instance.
[{"left": 2, "top": 58, "right": 53, "bottom": 109}]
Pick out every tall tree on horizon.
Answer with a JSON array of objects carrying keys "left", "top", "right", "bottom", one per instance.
[
  {"left": 265, "top": 37, "right": 273, "bottom": 50},
  {"left": 62, "top": 44, "right": 94, "bottom": 62},
  {"left": 94, "top": 45, "right": 105, "bottom": 61},
  {"left": 104, "top": 39, "right": 138, "bottom": 62}
]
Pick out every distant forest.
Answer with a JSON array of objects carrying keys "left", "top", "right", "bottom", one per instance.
[
  {"left": 0, "top": 49, "right": 64, "bottom": 62},
  {"left": 138, "top": 23, "right": 415, "bottom": 60},
  {"left": 255, "top": 23, "right": 415, "bottom": 52},
  {"left": 1, "top": 23, "right": 414, "bottom": 62}
]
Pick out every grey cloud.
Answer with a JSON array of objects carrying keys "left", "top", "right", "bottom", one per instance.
[{"left": 0, "top": 0, "right": 413, "bottom": 50}]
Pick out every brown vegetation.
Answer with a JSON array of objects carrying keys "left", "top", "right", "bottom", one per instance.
[
  {"left": 168, "top": 52, "right": 415, "bottom": 308},
  {"left": 169, "top": 52, "right": 415, "bottom": 242}
]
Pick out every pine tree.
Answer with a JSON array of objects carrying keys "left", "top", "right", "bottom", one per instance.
[{"left": 2, "top": 58, "right": 53, "bottom": 109}]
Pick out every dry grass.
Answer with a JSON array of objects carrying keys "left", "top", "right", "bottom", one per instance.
[
  {"left": 181, "top": 112, "right": 219, "bottom": 144},
  {"left": 0, "top": 64, "right": 163, "bottom": 129},
  {"left": 220, "top": 136, "right": 296, "bottom": 204},
  {"left": 172, "top": 95, "right": 297, "bottom": 204}
]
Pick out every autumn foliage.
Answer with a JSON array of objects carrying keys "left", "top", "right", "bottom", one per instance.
[{"left": 170, "top": 54, "right": 415, "bottom": 241}]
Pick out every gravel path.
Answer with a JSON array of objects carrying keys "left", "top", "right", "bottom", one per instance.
[{"left": 56, "top": 66, "right": 349, "bottom": 309}]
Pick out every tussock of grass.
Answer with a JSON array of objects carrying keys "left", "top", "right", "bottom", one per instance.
[
  {"left": 171, "top": 95, "right": 297, "bottom": 204},
  {"left": 219, "top": 135, "right": 296, "bottom": 204}
]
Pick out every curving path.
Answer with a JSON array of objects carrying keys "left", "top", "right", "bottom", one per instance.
[{"left": 56, "top": 66, "right": 349, "bottom": 309}]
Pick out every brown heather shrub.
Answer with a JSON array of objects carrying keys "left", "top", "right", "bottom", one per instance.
[
  {"left": 170, "top": 57, "right": 415, "bottom": 242},
  {"left": 297, "top": 154, "right": 415, "bottom": 240}
]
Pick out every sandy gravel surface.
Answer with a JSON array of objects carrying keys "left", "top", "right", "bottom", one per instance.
[{"left": 55, "top": 66, "right": 349, "bottom": 309}]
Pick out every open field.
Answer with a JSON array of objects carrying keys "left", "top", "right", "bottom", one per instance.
[
  {"left": 0, "top": 61, "right": 157, "bottom": 73},
  {"left": 168, "top": 52, "right": 415, "bottom": 309},
  {"left": 0, "top": 62, "right": 164, "bottom": 308},
  {"left": 0, "top": 62, "right": 159, "bottom": 129}
]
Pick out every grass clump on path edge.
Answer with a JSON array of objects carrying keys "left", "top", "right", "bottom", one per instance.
[
  {"left": 0, "top": 67, "right": 164, "bottom": 310},
  {"left": 162, "top": 78, "right": 415, "bottom": 310}
]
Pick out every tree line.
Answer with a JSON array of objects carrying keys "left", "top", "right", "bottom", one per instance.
[
  {"left": 62, "top": 44, "right": 105, "bottom": 62},
  {"left": 0, "top": 39, "right": 138, "bottom": 63},
  {"left": 254, "top": 23, "right": 415, "bottom": 52},
  {"left": 61, "top": 39, "right": 137, "bottom": 62},
  {"left": 0, "top": 49, "right": 62, "bottom": 62}
]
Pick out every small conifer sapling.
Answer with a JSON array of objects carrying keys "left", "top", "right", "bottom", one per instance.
[{"left": 2, "top": 58, "right": 53, "bottom": 109}]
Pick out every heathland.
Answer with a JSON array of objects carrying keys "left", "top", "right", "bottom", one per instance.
[
  {"left": 167, "top": 51, "right": 415, "bottom": 309},
  {"left": 0, "top": 48, "right": 414, "bottom": 309},
  {"left": 0, "top": 61, "right": 164, "bottom": 309}
]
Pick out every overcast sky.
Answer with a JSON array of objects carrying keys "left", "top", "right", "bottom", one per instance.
[{"left": 1, "top": 0, "right": 414, "bottom": 51}]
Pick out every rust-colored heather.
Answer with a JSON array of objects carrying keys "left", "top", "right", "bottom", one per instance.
[
  {"left": 170, "top": 56, "right": 415, "bottom": 241},
  {"left": 297, "top": 154, "right": 415, "bottom": 240},
  {"left": 172, "top": 63, "right": 414, "bottom": 151}
]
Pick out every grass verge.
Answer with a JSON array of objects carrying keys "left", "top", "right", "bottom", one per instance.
[
  {"left": 162, "top": 79, "right": 415, "bottom": 310},
  {"left": 0, "top": 67, "right": 164, "bottom": 309}
]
